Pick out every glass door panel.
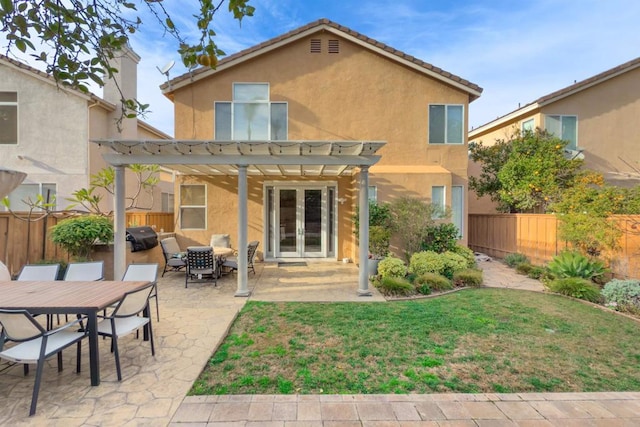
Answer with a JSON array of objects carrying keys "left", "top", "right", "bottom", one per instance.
[
  {"left": 279, "top": 189, "right": 297, "bottom": 253},
  {"left": 304, "top": 189, "right": 322, "bottom": 254}
]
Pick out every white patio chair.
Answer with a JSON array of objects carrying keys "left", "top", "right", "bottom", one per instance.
[
  {"left": 0, "top": 309, "right": 87, "bottom": 416},
  {"left": 17, "top": 264, "right": 60, "bottom": 281},
  {"left": 96, "top": 282, "right": 155, "bottom": 381},
  {"left": 160, "top": 237, "right": 186, "bottom": 277},
  {"left": 122, "top": 263, "right": 159, "bottom": 322},
  {"left": 63, "top": 261, "right": 104, "bottom": 281}
]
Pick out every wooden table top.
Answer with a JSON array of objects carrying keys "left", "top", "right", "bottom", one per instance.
[{"left": 0, "top": 280, "right": 149, "bottom": 313}]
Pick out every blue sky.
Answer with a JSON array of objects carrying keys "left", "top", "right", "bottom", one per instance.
[{"left": 125, "top": 0, "right": 640, "bottom": 136}]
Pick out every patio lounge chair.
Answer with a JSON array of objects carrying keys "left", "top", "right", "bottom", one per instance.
[
  {"left": 0, "top": 310, "right": 87, "bottom": 416},
  {"left": 185, "top": 246, "right": 218, "bottom": 288},
  {"left": 96, "top": 282, "right": 155, "bottom": 381},
  {"left": 160, "top": 237, "right": 186, "bottom": 277},
  {"left": 222, "top": 241, "right": 259, "bottom": 275}
]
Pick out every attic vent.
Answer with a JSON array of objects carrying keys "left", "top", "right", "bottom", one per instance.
[
  {"left": 328, "top": 39, "right": 340, "bottom": 53},
  {"left": 310, "top": 39, "right": 321, "bottom": 53}
]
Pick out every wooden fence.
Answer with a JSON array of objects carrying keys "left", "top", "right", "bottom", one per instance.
[
  {"left": 468, "top": 214, "right": 640, "bottom": 279},
  {"left": 0, "top": 212, "right": 174, "bottom": 275}
]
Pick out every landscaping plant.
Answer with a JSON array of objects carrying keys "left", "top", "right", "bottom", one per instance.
[
  {"left": 546, "top": 277, "right": 602, "bottom": 303},
  {"left": 50, "top": 215, "right": 114, "bottom": 260},
  {"left": 389, "top": 197, "right": 440, "bottom": 262},
  {"left": 547, "top": 251, "right": 607, "bottom": 283},
  {"left": 453, "top": 269, "right": 483, "bottom": 287},
  {"left": 421, "top": 223, "right": 459, "bottom": 253},
  {"left": 377, "top": 257, "right": 407, "bottom": 279},
  {"left": 504, "top": 253, "right": 529, "bottom": 268},
  {"left": 601, "top": 279, "right": 640, "bottom": 314},
  {"left": 414, "top": 272, "right": 453, "bottom": 293},
  {"left": 376, "top": 276, "right": 413, "bottom": 297},
  {"left": 450, "top": 244, "right": 477, "bottom": 268}
]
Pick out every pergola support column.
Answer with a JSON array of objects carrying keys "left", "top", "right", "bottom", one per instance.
[
  {"left": 113, "top": 165, "right": 126, "bottom": 280},
  {"left": 357, "top": 166, "right": 371, "bottom": 296},
  {"left": 235, "top": 165, "right": 251, "bottom": 297}
]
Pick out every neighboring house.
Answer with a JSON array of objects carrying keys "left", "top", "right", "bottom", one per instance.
[
  {"left": 468, "top": 57, "right": 640, "bottom": 214},
  {"left": 0, "top": 51, "right": 174, "bottom": 215},
  {"left": 163, "top": 18, "right": 481, "bottom": 255}
]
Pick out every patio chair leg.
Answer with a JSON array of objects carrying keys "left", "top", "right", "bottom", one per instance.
[
  {"left": 24, "top": 363, "right": 29, "bottom": 376},
  {"left": 113, "top": 337, "right": 122, "bottom": 381},
  {"left": 57, "top": 351, "right": 63, "bottom": 372},
  {"left": 30, "top": 359, "right": 45, "bottom": 416},
  {"left": 76, "top": 341, "right": 82, "bottom": 373}
]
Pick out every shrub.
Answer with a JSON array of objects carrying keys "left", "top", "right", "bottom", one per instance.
[
  {"left": 527, "top": 266, "right": 546, "bottom": 280},
  {"left": 441, "top": 251, "right": 469, "bottom": 277},
  {"left": 515, "top": 262, "right": 534, "bottom": 275},
  {"left": 547, "top": 251, "right": 607, "bottom": 282},
  {"left": 547, "top": 277, "right": 602, "bottom": 303},
  {"left": 376, "top": 276, "right": 414, "bottom": 297},
  {"left": 453, "top": 269, "right": 483, "bottom": 287},
  {"left": 409, "top": 251, "right": 444, "bottom": 277},
  {"left": 414, "top": 272, "right": 453, "bottom": 292},
  {"left": 50, "top": 215, "right": 114, "bottom": 260},
  {"left": 601, "top": 279, "right": 640, "bottom": 312},
  {"left": 369, "top": 225, "right": 391, "bottom": 259},
  {"left": 377, "top": 257, "right": 407, "bottom": 279},
  {"left": 414, "top": 282, "right": 431, "bottom": 295},
  {"left": 504, "top": 253, "right": 529, "bottom": 268},
  {"left": 421, "top": 223, "right": 459, "bottom": 253},
  {"left": 450, "top": 244, "right": 477, "bottom": 269}
]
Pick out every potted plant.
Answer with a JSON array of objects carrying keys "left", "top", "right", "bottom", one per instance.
[
  {"left": 50, "top": 215, "right": 114, "bottom": 261},
  {"left": 368, "top": 225, "right": 391, "bottom": 276}
]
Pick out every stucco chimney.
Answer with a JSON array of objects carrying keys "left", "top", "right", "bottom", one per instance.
[{"left": 103, "top": 45, "right": 141, "bottom": 138}]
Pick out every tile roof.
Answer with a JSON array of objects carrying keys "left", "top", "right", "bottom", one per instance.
[{"left": 163, "top": 18, "right": 482, "bottom": 98}]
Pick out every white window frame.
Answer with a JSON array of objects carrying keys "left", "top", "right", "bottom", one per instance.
[
  {"left": 545, "top": 114, "right": 578, "bottom": 150},
  {"left": 161, "top": 192, "right": 174, "bottom": 213},
  {"left": 0, "top": 91, "right": 18, "bottom": 144},
  {"left": 368, "top": 185, "right": 377, "bottom": 202},
  {"left": 521, "top": 118, "right": 534, "bottom": 133},
  {"left": 214, "top": 83, "right": 288, "bottom": 141},
  {"left": 431, "top": 185, "right": 446, "bottom": 219},
  {"left": 179, "top": 184, "right": 207, "bottom": 230},
  {"left": 428, "top": 104, "right": 464, "bottom": 144},
  {"left": 2, "top": 183, "right": 56, "bottom": 211},
  {"left": 451, "top": 185, "right": 464, "bottom": 239}
]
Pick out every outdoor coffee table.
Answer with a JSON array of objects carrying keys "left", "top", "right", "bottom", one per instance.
[{"left": 0, "top": 280, "right": 150, "bottom": 386}]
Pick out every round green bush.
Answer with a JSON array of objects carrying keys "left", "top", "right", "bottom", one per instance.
[
  {"left": 453, "top": 268, "right": 483, "bottom": 287},
  {"left": 547, "top": 277, "right": 602, "bottom": 303},
  {"left": 377, "top": 257, "right": 407, "bottom": 279},
  {"left": 504, "top": 253, "right": 529, "bottom": 268},
  {"left": 414, "top": 272, "right": 453, "bottom": 292},
  {"left": 408, "top": 251, "right": 444, "bottom": 277},
  {"left": 601, "top": 279, "right": 640, "bottom": 311},
  {"left": 527, "top": 266, "right": 546, "bottom": 280},
  {"left": 50, "top": 215, "right": 114, "bottom": 260},
  {"left": 441, "top": 251, "right": 468, "bottom": 274},
  {"left": 450, "top": 244, "right": 477, "bottom": 268},
  {"left": 376, "top": 276, "right": 414, "bottom": 297}
]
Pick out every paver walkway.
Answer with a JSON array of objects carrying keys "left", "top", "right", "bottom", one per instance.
[{"left": 0, "top": 257, "right": 638, "bottom": 426}]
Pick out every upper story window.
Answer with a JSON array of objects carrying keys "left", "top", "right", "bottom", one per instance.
[
  {"left": 0, "top": 92, "right": 18, "bottom": 144},
  {"left": 521, "top": 118, "right": 534, "bottom": 133},
  {"left": 214, "top": 83, "right": 288, "bottom": 141},
  {"left": 179, "top": 184, "right": 206, "bottom": 229},
  {"left": 545, "top": 115, "right": 577, "bottom": 150},
  {"left": 429, "top": 104, "right": 463, "bottom": 144},
  {"left": 2, "top": 183, "right": 56, "bottom": 211}
]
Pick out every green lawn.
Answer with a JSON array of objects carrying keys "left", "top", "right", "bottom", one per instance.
[{"left": 191, "top": 288, "right": 640, "bottom": 395}]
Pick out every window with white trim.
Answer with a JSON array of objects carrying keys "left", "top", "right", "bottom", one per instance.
[
  {"left": 451, "top": 186, "right": 464, "bottom": 238},
  {"left": 429, "top": 104, "right": 463, "bottom": 144},
  {"left": 0, "top": 92, "right": 18, "bottom": 144},
  {"left": 431, "top": 186, "right": 446, "bottom": 219},
  {"left": 214, "top": 83, "right": 288, "bottom": 141},
  {"left": 545, "top": 115, "right": 577, "bottom": 150},
  {"left": 161, "top": 192, "right": 174, "bottom": 213},
  {"left": 3, "top": 183, "right": 56, "bottom": 211},
  {"left": 368, "top": 186, "right": 377, "bottom": 202},
  {"left": 179, "top": 184, "right": 206, "bottom": 229},
  {"left": 521, "top": 118, "right": 534, "bottom": 133}
]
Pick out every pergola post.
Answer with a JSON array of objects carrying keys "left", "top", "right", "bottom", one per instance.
[
  {"left": 235, "top": 165, "right": 250, "bottom": 297},
  {"left": 113, "top": 165, "right": 127, "bottom": 280},
  {"left": 357, "top": 166, "right": 371, "bottom": 296}
]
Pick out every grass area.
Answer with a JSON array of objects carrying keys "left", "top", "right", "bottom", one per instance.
[{"left": 190, "top": 288, "right": 640, "bottom": 395}]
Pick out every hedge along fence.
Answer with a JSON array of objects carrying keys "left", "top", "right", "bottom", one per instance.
[
  {"left": 0, "top": 212, "right": 174, "bottom": 275},
  {"left": 468, "top": 214, "right": 640, "bottom": 279}
]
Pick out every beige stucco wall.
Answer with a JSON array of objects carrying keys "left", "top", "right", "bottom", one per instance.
[
  {"left": 171, "top": 32, "right": 474, "bottom": 257},
  {"left": 0, "top": 62, "right": 91, "bottom": 210}
]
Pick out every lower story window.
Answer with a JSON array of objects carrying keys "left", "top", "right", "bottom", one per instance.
[
  {"left": 431, "top": 186, "right": 445, "bottom": 219},
  {"left": 451, "top": 186, "right": 464, "bottom": 238},
  {"left": 3, "top": 183, "right": 56, "bottom": 211},
  {"left": 179, "top": 184, "right": 206, "bottom": 229}
]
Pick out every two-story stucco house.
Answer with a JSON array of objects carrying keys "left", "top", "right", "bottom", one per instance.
[
  {"left": 95, "top": 19, "right": 482, "bottom": 294},
  {"left": 0, "top": 50, "right": 173, "bottom": 214},
  {"left": 468, "top": 57, "right": 640, "bottom": 214}
]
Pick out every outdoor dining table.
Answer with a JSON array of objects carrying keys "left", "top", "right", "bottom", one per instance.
[{"left": 0, "top": 280, "right": 150, "bottom": 386}]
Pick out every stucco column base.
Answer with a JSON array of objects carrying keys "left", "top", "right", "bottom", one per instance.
[
  {"left": 234, "top": 290, "right": 252, "bottom": 297},
  {"left": 357, "top": 288, "right": 372, "bottom": 296}
]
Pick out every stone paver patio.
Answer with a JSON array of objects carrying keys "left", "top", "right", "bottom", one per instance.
[{"left": 0, "top": 258, "right": 638, "bottom": 426}]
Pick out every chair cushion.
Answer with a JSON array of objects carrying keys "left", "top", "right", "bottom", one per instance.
[{"left": 210, "top": 234, "right": 231, "bottom": 248}]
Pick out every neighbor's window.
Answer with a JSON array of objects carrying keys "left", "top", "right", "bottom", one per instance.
[
  {"left": 451, "top": 186, "right": 464, "bottom": 238},
  {"left": 214, "top": 83, "right": 288, "bottom": 141},
  {"left": 0, "top": 92, "right": 18, "bottom": 144},
  {"left": 3, "top": 183, "right": 56, "bottom": 211},
  {"left": 179, "top": 184, "right": 206, "bottom": 229},
  {"left": 431, "top": 185, "right": 446, "bottom": 219},
  {"left": 521, "top": 118, "right": 534, "bottom": 133},
  {"left": 161, "top": 192, "right": 174, "bottom": 213},
  {"left": 429, "top": 104, "right": 463, "bottom": 144},
  {"left": 545, "top": 115, "right": 577, "bottom": 150}
]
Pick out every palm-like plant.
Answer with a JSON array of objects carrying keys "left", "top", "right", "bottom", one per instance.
[{"left": 547, "top": 251, "right": 607, "bottom": 282}]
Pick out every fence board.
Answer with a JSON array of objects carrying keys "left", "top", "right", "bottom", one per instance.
[{"left": 469, "top": 214, "right": 640, "bottom": 279}]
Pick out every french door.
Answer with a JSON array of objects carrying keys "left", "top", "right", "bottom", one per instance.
[{"left": 265, "top": 184, "right": 336, "bottom": 258}]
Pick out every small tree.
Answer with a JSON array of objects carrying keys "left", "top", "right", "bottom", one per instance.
[
  {"left": 50, "top": 215, "right": 114, "bottom": 260},
  {"left": 389, "top": 197, "right": 439, "bottom": 262}
]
